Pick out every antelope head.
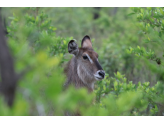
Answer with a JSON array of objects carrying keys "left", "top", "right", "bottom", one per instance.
[{"left": 68, "top": 35, "right": 105, "bottom": 87}]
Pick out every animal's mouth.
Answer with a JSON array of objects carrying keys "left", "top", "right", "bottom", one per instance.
[
  {"left": 94, "top": 75, "right": 104, "bottom": 81},
  {"left": 94, "top": 70, "right": 105, "bottom": 81}
]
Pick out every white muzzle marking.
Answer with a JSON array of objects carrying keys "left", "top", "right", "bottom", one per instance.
[{"left": 94, "top": 70, "right": 105, "bottom": 80}]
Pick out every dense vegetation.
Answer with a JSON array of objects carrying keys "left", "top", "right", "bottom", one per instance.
[{"left": 0, "top": 7, "right": 164, "bottom": 116}]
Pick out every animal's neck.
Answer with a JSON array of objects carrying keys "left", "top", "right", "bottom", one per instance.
[
  {"left": 65, "top": 57, "right": 94, "bottom": 91},
  {"left": 76, "top": 64, "right": 95, "bottom": 91}
]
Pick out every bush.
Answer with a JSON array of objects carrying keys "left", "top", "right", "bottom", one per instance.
[{"left": 0, "top": 7, "right": 164, "bottom": 116}]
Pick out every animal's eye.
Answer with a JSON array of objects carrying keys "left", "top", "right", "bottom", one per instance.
[{"left": 83, "top": 55, "right": 88, "bottom": 60}]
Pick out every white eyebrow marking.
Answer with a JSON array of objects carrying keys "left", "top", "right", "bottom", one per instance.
[{"left": 86, "top": 53, "right": 93, "bottom": 64}]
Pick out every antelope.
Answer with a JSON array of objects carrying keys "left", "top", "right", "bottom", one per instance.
[{"left": 64, "top": 35, "right": 105, "bottom": 92}]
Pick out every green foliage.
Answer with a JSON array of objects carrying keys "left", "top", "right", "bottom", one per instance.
[
  {"left": 94, "top": 72, "right": 164, "bottom": 115},
  {"left": 0, "top": 7, "right": 82, "bottom": 115},
  {"left": 1, "top": 7, "right": 164, "bottom": 116},
  {"left": 97, "top": 8, "right": 153, "bottom": 83},
  {"left": 129, "top": 7, "right": 164, "bottom": 67},
  {"left": 7, "top": 8, "right": 72, "bottom": 62}
]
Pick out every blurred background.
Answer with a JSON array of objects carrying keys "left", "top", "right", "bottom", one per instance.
[
  {"left": 0, "top": 7, "right": 164, "bottom": 116},
  {"left": 4, "top": 7, "right": 158, "bottom": 84}
]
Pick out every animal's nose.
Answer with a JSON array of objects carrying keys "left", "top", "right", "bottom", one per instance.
[{"left": 98, "top": 70, "right": 105, "bottom": 78}]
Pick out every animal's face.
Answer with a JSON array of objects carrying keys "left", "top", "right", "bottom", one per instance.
[{"left": 68, "top": 35, "right": 105, "bottom": 82}]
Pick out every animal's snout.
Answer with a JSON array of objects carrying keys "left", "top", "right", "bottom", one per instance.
[
  {"left": 98, "top": 70, "right": 105, "bottom": 78},
  {"left": 94, "top": 70, "right": 105, "bottom": 80}
]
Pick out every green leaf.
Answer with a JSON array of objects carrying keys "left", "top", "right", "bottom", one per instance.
[
  {"left": 127, "top": 13, "right": 136, "bottom": 16},
  {"left": 159, "top": 31, "right": 162, "bottom": 37}
]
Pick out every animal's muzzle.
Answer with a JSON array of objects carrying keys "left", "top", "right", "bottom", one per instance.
[
  {"left": 98, "top": 70, "right": 105, "bottom": 78},
  {"left": 94, "top": 70, "right": 105, "bottom": 80}
]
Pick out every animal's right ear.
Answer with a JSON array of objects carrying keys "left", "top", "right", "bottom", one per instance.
[{"left": 68, "top": 40, "right": 79, "bottom": 56}]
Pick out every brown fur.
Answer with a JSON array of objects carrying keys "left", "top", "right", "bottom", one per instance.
[
  {"left": 64, "top": 36, "right": 104, "bottom": 92},
  {"left": 64, "top": 48, "right": 101, "bottom": 92},
  {"left": 63, "top": 36, "right": 104, "bottom": 116}
]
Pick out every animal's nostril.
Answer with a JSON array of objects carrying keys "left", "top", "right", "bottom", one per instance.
[{"left": 98, "top": 71, "right": 105, "bottom": 78}]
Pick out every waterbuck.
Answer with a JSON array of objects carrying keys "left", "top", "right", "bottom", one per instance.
[{"left": 64, "top": 35, "right": 105, "bottom": 92}]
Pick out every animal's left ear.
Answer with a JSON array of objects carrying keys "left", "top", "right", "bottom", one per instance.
[{"left": 81, "top": 35, "right": 92, "bottom": 49}]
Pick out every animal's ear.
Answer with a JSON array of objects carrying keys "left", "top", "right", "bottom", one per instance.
[
  {"left": 68, "top": 40, "right": 79, "bottom": 56},
  {"left": 81, "top": 35, "right": 92, "bottom": 49}
]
